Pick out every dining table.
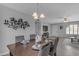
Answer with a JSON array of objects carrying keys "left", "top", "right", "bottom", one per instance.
[{"left": 7, "top": 36, "right": 56, "bottom": 56}]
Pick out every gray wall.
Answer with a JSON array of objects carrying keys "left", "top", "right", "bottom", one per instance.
[{"left": 0, "top": 5, "right": 35, "bottom": 55}]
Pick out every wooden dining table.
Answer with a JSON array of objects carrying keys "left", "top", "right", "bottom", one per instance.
[{"left": 7, "top": 37, "right": 56, "bottom": 56}]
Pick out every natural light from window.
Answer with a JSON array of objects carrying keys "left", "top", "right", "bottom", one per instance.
[{"left": 66, "top": 24, "right": 79, "bottom": 35}]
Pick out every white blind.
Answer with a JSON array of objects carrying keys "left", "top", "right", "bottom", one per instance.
[{"left": 66, "top": 24, "right": 79, "bottom": 35}]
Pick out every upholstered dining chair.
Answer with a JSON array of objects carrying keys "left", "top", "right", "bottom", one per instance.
[
  {"left": 38, "top": 42, "right": 51, "bottom": 56},
  {"left": 15, "top": 35, "right": 25, "bottom": 43},
  {"left": 49, "top": 37, "right": 59, "bottom": 56}
]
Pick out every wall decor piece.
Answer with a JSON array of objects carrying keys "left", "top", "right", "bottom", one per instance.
[
  {"left": 60, "top": 26, "right": 63, "bottom": 30},
  {"left": 43, "top": 26, "right": 48, "bottom": 31},
  {"left": 4, "top": 17, "right": 30, "bottom": 30}
]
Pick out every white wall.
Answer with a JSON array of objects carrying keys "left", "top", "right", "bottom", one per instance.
[
  {"left": 51, "top": 21, "right": 79, "bottom": 37},
  {"left": 49, "top": 24, "right": 52, "bottom": 36},
  {"left": 0, "top": 5, "right": 35, "bottom": 55},
  {"left": 51, "top": 23, "right": 69, "bottom": 37},
  {"left": 51, "top": 24, "right": 59, "bottom": 36}
]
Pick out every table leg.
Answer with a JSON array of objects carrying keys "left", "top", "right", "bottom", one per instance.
[
  {"left": 71, "top": 38, "right": 73, "bottom": 43},
  {"left": 10, "top": 52, "right": 13, "bottom": 56},
  {"left": 54, "top": 52, "right": 56, "bottom": 56}
]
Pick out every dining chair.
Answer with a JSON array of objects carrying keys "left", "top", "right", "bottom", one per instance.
[
  {"left": 15, "top": 35, "right": 30, "bottom": 48},
  {"left": 15, "top": 35, "right": 25, "bottom": 43},
  {"left": 38, "top": 42, "right": 51, "bottom": 56},
  {"left": 30, "top": 34, "right": 36, "bottom": 41},
  {"left": 49, "top": 37, "right": 59, "bottom": 56}
]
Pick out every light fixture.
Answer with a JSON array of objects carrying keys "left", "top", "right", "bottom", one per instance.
[
  {"left": 64, "top": 17, "right": 68, "bottom": 22},
  {"left": 32, "top": 3, "right": 45, "bottom": 20},
  {"left": 40, "top": 13, "right": 45, "bottom": 18},
  {"left": 32, "top": 4, "right": 44, "bottom": 49},
  {"left": 32, "top": 12, "right": 38, "bottom": 17}
]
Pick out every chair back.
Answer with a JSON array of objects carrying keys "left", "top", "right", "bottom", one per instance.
[
  {"left": 49, "top": 37, "right": 59, "bottom": 56},
  {"left": 30, "top": 34, "right": 36, "bottom": 41},
  {"left": 15, "top": 36, "right": 25, "bottom": 43},
  {"left": 38, "top": 42, "right": 51, "bottom": 56}
]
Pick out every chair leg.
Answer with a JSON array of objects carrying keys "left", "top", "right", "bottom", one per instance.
[
  {"left": 10, "top": 52, "right": 13, "bottom": 56},
  {"left": 54, "top": 52, "right": 56, "bottom": 56}
]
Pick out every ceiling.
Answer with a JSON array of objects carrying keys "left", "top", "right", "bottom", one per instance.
[{"left": 1, "top": 3, "right": 79, "bottom": 24}]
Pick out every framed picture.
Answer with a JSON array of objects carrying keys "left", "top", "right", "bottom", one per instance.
[
  {"left": 43, "top": 26, "right": 48, "bottom": 31},
  {"left": 60, "top": 26, "right": 63, "bottom": 30}
]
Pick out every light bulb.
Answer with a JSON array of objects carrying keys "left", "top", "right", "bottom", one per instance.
[
  {"left": 33, "top": 16, "right": 38, "bottom": 19},
  {"left": 32, "top": 12, "right": 38, "bottom": 17},
  {"left": 40, "top": 13, "right": 45, "bottom": 18}
]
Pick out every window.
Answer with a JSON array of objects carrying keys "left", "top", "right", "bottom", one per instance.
[
  {"left": 66, "top": 24, "right": 79, "bottom": 35},
  {"left": 66, "top": 27, "right": 69, "bottom": 34},
  {"left": 78, "top": 27, "right": 79, "bottom": 34},
  {"left": 70, "top": 25, "right": 73, "bottom": 34},
  {"left": 74, "top": 24, "right": 77, "bottom": 34}
]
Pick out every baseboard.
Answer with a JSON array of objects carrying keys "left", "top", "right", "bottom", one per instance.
[{"left": 0, "top": 51, "right": 9, "bottom": 56}]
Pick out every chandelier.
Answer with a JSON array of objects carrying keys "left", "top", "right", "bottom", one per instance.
[{"left": 32, "top": 3, "right": 45, "bottom": 20}]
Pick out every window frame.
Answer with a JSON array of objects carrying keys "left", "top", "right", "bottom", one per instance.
[{"left": 66, "top": 24, "right": 78, "bottom": 35}]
